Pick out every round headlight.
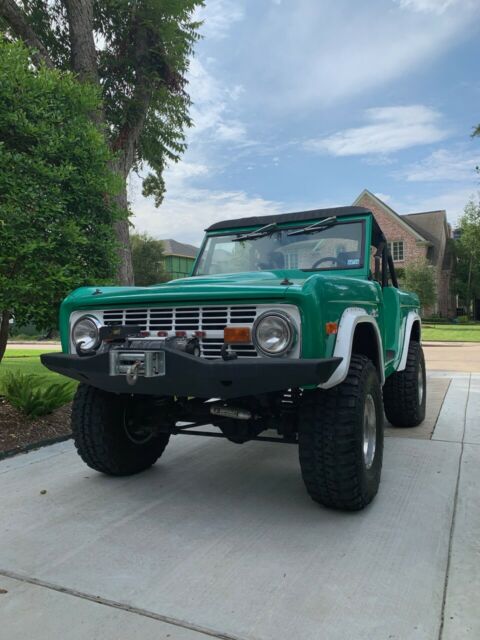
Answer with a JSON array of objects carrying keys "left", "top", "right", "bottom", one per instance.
[
  {"left": 253, "top": 311, "right": 296, "bottom": 357},
  {"left": 72, "top": 316, "right": 101, "bottom": 352}
]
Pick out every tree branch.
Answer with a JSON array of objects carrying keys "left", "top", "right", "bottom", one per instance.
[
  {"left": 0, "top": 0, "right": 54, "bottom": 68},
  {"left": 112, "top": 83, "right": 152, "bottom": 177},
  {"left": 111, "top": 12, "right": 152, "bottom": 176},
  {"left": 64, "top": 0, "right": 97, "bottom": 82}
]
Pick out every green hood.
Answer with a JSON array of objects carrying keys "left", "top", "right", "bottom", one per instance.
[{"left": 61, "top": 270, "right": 308, "bottom": 312}]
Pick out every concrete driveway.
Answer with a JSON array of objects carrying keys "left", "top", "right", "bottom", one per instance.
[{"left": 1, "top": 372, "right": 479, "bottom": 640}]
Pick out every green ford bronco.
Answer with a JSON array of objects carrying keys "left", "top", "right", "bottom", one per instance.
[{"left": 42, "top": 206, "right": 426, "bottom": 511}]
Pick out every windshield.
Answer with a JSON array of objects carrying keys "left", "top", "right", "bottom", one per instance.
[{"left": 194, "top": 221, "right": 365, "bottom": 276}]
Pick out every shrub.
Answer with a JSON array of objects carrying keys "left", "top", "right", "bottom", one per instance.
[
  {"left": 422, "top": 317, "right": 450, "bottom": 324},
  {"left": 1, "top": 372, "right": 75, "bottom": 418},
  {"left": 0, "top": 40, "right": 120, "bottom": 364},
  {"left": 404, "top": 259, "right": 437, "bottom": 313}
]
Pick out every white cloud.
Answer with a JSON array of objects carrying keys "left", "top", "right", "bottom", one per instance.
[
  {"left": 240, "top": 1, "right": 480, "bottom": 110},
  {"left": 374, "top": 192, "right": 393, "bottom": 204},
  {"left": 383, "top": 188, "right": 477, "bottom": 226},
  {"left": 129, "top": 2, "right": 480, "bottom": 243},
  {"left": 195, "top": 0, "right": 244, "bottom": 40},
  {"left": 396, "top": 148, "right": 478, "bottom": 182},
  {"left": 414, "top": 189, "right": 475, "bottom": 224},
  {"left": 216, "top": 121, "right": 248, "bottom": 143},
  {"left": 130, "top": 167, "right": 284, "bottom": 246},
  {"left": 305, "top": 106, "right": 448, "bottom": 156},
  {"left": 395, "top": 0, "right": 466, "bottom": 15},
  {"left": 187, "top": 57, "right": 249, "bottom": 147},
  {"left": 129, "top": 9, "right": 268, "bottom": 245},
  {"left": 162, "top": 161, "right": 210, "bottom": 187},
  {"left": 130, "top": 153, "right": 341, "bottom": 244}
]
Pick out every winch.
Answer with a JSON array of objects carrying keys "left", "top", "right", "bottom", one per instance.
[{"left": 107, "top": 332, "right": 201, "bottom": 385}]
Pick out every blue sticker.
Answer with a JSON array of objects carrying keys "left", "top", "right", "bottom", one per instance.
[{"left": 347, "top": 258, "right": 360, "bottom": 265}]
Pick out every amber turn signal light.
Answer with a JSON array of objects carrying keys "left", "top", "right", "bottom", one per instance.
[
  {"left": 325, "top": 322, "right": 338, "bottom": 335},
  {"left": 224, "top": 326, "right": 251, "bottom": 344}
]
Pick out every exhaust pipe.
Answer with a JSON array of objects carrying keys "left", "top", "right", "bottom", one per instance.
[{"left": 210, "top": 405, "right": 252, "bottom": 421}]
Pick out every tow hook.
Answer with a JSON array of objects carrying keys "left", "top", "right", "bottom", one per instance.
[
  {"left": 220, "top": 343, "right": 238, "bottom": 361},
  {"left": 126, "top": 360, "right": 141, "bottom": 386}
]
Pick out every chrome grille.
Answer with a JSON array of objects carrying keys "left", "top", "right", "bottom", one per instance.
[{"left": 101, "top": 305, "right": 258, "bottom": 359}]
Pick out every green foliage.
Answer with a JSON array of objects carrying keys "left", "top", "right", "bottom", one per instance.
[
  {"left": 0, "top": 40, "right": 120, "bottom": 335},
  {"left": 1, "top": 372, "right": 75, "bottom": 418},
  {"left": 404, "top": 259, "right": 437, "bottom": 313},
  {"left": 394, "top": 266, "right": 405, "bottom": 280},
  {"left": 131, "top": 232, "right": 169, "bottom": 286},
  {"left": 455, "top": 198, "right": 480, "bottom": 312},
  {"left": 6, "top": 0, "right": 204, "bottom": 205},
  {"left": 422, "top": 316, "right": 450, "bottom": 324}
]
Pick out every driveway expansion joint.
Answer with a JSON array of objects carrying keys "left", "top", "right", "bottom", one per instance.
[
  {"left": 437, "top": 374, "right": 470, "bottom": 640},
  {"left": 0, "top": 568, "right": 251, "bottom": 640}
]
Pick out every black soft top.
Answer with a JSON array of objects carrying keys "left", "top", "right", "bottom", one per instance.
[{"left": 206, "top": 206, "right": 386, "bottom": 246}]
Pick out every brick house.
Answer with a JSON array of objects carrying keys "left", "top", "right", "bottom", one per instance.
[{"left": 353, "top": 190, "right": 455, "bottom": 317}]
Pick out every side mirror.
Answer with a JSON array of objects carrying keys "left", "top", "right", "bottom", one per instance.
[{"left": 374, "top": 255, "right": 381, "bottom": 283}]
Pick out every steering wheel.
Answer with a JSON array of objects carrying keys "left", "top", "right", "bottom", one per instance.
[{"left": 311, "top": 256, "right": 338, "bottom": 269}]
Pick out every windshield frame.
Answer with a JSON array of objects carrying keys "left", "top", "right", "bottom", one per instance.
[{"left": 192, "top": 217, "right": 367, "bottom": 277}]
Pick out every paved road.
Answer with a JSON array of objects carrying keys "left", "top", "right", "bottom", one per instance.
[
  {"left": 423, "top": 342, "right": 480, "bottom": 372},
  {"left": 7, "top": 342, "right": 60, "bottom": 350},
  {"left": 0, "top": 371, "right": 479, "bottom": 640}
]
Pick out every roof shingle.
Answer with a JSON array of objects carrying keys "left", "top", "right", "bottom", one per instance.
[{"left": 160, "top": 239, "right": 199, "bottom": 259}]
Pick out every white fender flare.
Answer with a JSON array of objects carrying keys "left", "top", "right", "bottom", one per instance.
[
  {"left": 397, "top": 311, "right": 421, "bottom": 372},
  {"left": 319, "top": 307, "right": 385, "bottom": 390}
]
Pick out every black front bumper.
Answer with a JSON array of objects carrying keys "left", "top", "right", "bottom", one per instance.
[{"left": 41, "top": 348, "right": 341, "bottom": 399}]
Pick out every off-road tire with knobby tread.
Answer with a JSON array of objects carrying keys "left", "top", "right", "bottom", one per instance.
[
  {"left": 71, "top": 384, "right": 170, "bottom": 475},
  {"left": 298, "top": 354, "right": 384, "bottom": 511},
  {"left": 383, "top": 340, "right": 426, "bottom": 428}
]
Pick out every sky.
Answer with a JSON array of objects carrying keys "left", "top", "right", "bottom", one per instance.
[{"left": 130, "top": 0, "right": 480, "bottom": 246}]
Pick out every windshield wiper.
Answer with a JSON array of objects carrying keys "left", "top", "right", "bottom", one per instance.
[
  {"left": 287, "top": 216, "right": 337, "bottom": 237},
  {"left": 232, "top": 222, "right": 279, "bottom": 242}
]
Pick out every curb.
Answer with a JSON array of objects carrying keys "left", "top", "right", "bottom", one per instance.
[
  {"left": 423, "top": 341, "right": 479, "bottom": 347},
  {"left": 0, "top": 434, "right": 72, "bottom": 462}
]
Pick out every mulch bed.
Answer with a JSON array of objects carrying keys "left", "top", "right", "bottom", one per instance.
[{"left": 0, "top": 397, "right": 72, "bottom": 458}]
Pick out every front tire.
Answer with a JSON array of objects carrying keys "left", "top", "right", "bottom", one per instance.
[
  {"left": 383, "top": 340, "right": 426, "bottom": 428},
  {"left": 298, "top": 355, "right": 384, "bottom": 511},
  {"left": 71, "top": 384, "right": 170, "bottom": 476}
]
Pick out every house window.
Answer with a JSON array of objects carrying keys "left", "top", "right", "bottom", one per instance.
[
  {"left": 388, "top": 241, "right": 404, "bottom": 262},
  {"left": 286, "top": 252, "right": 299, "bottom": 269}
]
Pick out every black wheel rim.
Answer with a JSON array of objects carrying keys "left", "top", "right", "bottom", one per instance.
[{"left": 123, "top": 406, "right": 155, "bottom": 444}]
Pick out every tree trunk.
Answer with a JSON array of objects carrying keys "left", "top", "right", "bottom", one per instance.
[
  {"left": 113, "top": 181, "right": 134, "bottom": 285},
  {"left": 65, "top": 0, "right": 133, "bottom": 284},
  {"left": 64, "top": 0, "right": 97, "bottom": 83},
  {"left": 0, "top": 310, "right": 10, "bottom": 364},
  {"left": 467, "top": 253, "right": 473, "bottom": 317}
]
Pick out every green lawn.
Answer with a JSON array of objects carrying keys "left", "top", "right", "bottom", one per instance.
[
  {"left": 0, "top": 348, "right": 67, "bottom": 394},
  {"left": 3, "top": 348, "right": 57, "bottom": 358},
  {"left": 422, "top": 323, "right": 480, "bottom": 342}
]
